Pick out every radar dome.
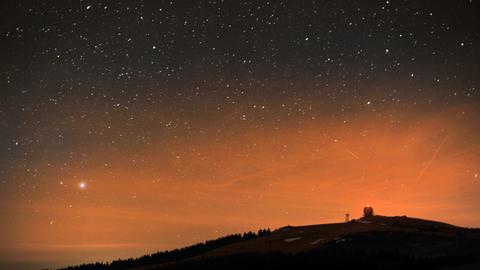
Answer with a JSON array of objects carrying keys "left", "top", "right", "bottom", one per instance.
[{"left": 363, "top": 204, "right": 374, "bottom": 218}]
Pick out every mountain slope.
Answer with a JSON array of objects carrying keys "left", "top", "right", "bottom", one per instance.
[
  {"left": 199, "top": 215, "right": 466, "bottom": 257},
  {"left": 61, "top": 216, "right": 480, "bottom": 270}
]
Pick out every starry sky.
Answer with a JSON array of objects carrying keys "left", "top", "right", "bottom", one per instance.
[{"left": 1, "top": 0, "right": 479, "bottom": 269}]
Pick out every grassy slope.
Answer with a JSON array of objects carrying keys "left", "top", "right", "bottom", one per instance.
[
  {"left": 199, "top": 215, "right": 463, "bottom": 257},
  {"left": 137, "top": 216, "right": 480, "bottom": 270}
]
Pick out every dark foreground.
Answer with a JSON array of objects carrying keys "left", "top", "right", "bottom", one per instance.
[{"left": 60, "top": 216, "right": 480, "bottom": 270}]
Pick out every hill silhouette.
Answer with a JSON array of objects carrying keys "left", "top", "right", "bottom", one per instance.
[{"left": 59, "top": 216, "right": 480, "bottom": 270}]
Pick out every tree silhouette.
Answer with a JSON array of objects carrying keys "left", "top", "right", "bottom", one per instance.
[{"left": 60, "top": 228, "right": 272, "bottom": 270}]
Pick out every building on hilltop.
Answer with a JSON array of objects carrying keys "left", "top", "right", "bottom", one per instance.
[{"left": 363, "top": 204, "right": 374, "bottom": 218}]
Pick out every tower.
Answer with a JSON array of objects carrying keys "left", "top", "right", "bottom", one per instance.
[{"left": 345, "top": 213, "right": 350, "bottom": 222}]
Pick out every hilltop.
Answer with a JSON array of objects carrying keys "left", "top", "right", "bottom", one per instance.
[{"left": 60, "top": 216, "right": 480, "bottom": 270}]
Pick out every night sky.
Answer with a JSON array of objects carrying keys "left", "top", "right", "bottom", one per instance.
[{"left": 1, "top": 1, "right": 479, "bottom": 269}]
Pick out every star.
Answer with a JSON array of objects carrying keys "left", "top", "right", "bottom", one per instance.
[{"left": 79, "top": 182, "right": 87, "bottom": 190}]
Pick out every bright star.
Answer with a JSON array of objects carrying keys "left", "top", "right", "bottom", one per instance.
[{"left": 79, "top": 182, "right": 87, "bottom": 190}]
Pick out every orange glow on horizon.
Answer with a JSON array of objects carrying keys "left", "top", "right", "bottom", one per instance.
[{"left": 1, "top": 104, "right": 479, "bottom": 267}]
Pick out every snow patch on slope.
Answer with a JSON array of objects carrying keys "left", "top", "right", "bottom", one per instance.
[{"left": 284, "top": 237, "right": 301, "bottom": 243}]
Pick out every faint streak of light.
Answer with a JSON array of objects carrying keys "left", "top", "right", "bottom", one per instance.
[
  {"left": 194, "top": 190, "right": 210, "bottom": 196},
  {"left": 415, "top": 135, "right": 448, "bottom": 181},
  {"left": 346, "top": 149, "right": 360, "bottom": 160},
  {"left": 22, "top": 243, "right": 165, "bottom": 249}
]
